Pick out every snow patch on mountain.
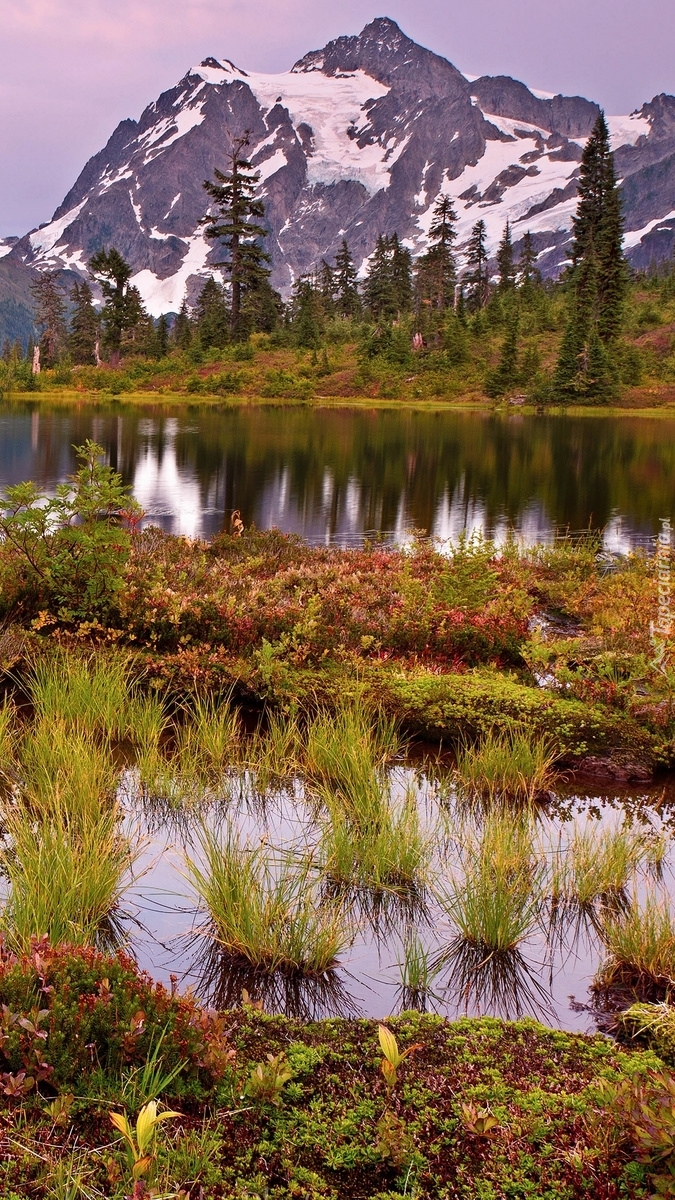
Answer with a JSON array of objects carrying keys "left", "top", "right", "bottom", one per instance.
[
  {"left": 130, "top": 231, "right": 215, "bottom": 316},
  {"left": 624, "top": 209, "right": 675, "bottom": 249},
  {"left": 607, "top": 112, "right": 651, "bottom": 148},
  {"left": 29, "top": 200, "right": 87, "bottom": 256},
  {"left": 198, "top": 60, "right": 394, "bottom": 193},
  {"left": 416, "top": 114, "right": 581, "bottom": 259},
  {"left": 141, "top": 104, "right": 206, "bottom": 163}
]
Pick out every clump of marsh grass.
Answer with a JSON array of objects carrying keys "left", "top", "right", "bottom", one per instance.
[
  {"left": 0, "top": 792, "right": 136, "bottom": 953},
  {"left": 303, "top": 702, "right": 400, "bottom": 797},
  {"left": 0, "top": 700, "right": 18, "bottom": 794},
  {"left": 438, "top": 808, "right": 544, "bottom": 954},
  {"left": 19, "top": 721, "right": 118, "bottom": 822},
  {"left": 27, "top": 652, "right": 134, "bottom": 742},
  {"left": 595, "top": 891, "right": 675, "bottom": 999},
  {"left": 184, "top": 827, "right": 350, "bottom": 977},
  {"left": 176, "top": 692, "right": 241, "bottom": 782},
  {"left": 128, "top": 692, "right": 170, "bottom": 755},
  {"left": 320, "top": 784, "right": 430, "bottom": 899},
  {"left": 550, "top": 822, "right": 655, "bottom": 929},
  {"left": 396, "top": 935, "right": 440, "bottom": 1013},
  {"left": 246, "top": 709, "right": 301, "bottom": 795},
  {"left": 454, "top": 729, "right": 558, "bottom": 803}
]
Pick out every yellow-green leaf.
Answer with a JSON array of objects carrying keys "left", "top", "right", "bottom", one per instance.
[{"left": 378, "top": 1024, "right": 399, "bottom": 1066}]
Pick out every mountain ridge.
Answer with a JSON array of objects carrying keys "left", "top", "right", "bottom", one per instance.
[{"left": 1, "top": 16, "right": 674, "bottom": 338}]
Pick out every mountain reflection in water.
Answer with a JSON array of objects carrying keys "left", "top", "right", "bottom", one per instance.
[{"left": 1, "top": 403, "right": 674, "bottom": 547}]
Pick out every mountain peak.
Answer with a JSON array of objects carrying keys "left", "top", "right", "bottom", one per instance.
[{"left": 292, "top": 15, "right": 467, "bottom": 97}]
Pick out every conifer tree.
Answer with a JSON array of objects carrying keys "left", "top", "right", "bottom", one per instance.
[
  {"left": 120, "top": 285, "right": 154, "bottom": 356},
  {"left": 496, "top": 221, "right": 516, "bottom": 292},
  {"left": 30, "top": 271, "right": 68, "bottom": 366},
  {"left": 465, "top": 219, "right": 490, "bottom": 310},
  {"left": 173, "top": 299, "right": 192, "bottom": 350},
  {"left": 485, "top": 311, "right": 520, "bottom": 397},
  {"left": 89, "top": 247, "right": 140, "bottom": 366},
  {"left": 202, "top": 132, "right": 271, "bottom": 340},
  {"left": 334, "top": 239, "right": 361, "bottom": 318},
  {"left": 195, "top": 277, "right": 229, "bottom": 349},
  {"left": 415, "top": 196, "right": 458, "bottom": 313},
  {"left": 554, "top": 112, "right": 626, "bottom": 400},
  {"left": 318, "top": 260, "right": 336, "bottom": 317},
  {"left": 241, "top": 275, "right": 282, "bottom": 334},
  {"left": 390, "top": 234, "right": 414, "bottom": 315},
  {"left": 518, "top": 231, "right": 539, "bottom": 294},
  {"left": 291, "top": 275, "right": 322, "bottom": 347},
  {"left": 68, "top": 280, "right": 99, "bottom": 365},
  {"left": 155, "top": 313, "right": 170, "bottom": 359},
  {"left": 363, "top": 235, "right": 398, "bottom": 320}
]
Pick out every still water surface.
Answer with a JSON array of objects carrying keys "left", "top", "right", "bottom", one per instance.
[{"left": 1, "top": 401, "right": 675, "bottom": 547}]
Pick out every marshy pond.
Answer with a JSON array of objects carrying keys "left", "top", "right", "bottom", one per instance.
[
  {"left": 2, "top": 654, "right": 674, "bottom": 1034},
  {"left": 1, "top": 400, "right": 674, "bottom": 1033}
]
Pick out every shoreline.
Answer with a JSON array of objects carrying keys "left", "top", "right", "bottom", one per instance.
[{"left": 5, "top": 388, "right": 675, "bottom": 417}]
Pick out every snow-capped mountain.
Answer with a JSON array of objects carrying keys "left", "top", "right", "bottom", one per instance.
[{"left": 2, "top": 17, "right": 675, "bottom": 321}]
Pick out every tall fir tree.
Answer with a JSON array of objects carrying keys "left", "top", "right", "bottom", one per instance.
[
  {"left": 172, "top": 299, "right": 192, "bottom": 350},
  {"left": 318, "top": 260, "right": 336, "bottom": 318},
  {"left": 465, "top": 219, "right": 490, "bottom": 310},
  {"left": 291, "top": 275, "right": 322, "bottom": 347},
  {"left": 155, "top": 313, "right": 170, "bottom": 359},
  {"left": 363, "top": 235, "right": 398, "bottom": 320},
  {"left": 496, "top": 221, "right": 516, "bottom": 292},
  {"left": 554, "top": 112, "right": 626, "bottom": 400},
  {"left": 202, "top": 132, "right": 271, "bottom": 340},
  {"left": 334, "top": 239, "right": 361, "bottom": 318},
  {"left": 390, "top": 234, "right": 413, "bottom": 315},
  {"left": 30, "top": 271, "right": 68, "bottom": 366},
  {"left": 518, "top": 231, "right": 539, "bottom": 294},
  {"left": 68, "top": 280, "right": 99, "bottom": 365},
  {"left": 485, "top": 311, "right": 520, "bottom": 398},
  {"left": 195, "top": 277, "right": 229, "bottom": 349},
  {"left": 415, "top": 196, "right": 458, "bottom": 314},
  {"left": 89, "top": 247, "right": 139, "bottom": 366}
]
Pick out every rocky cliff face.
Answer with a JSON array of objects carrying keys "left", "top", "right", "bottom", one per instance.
[{"left": 2, "top": 16, "right": 675, "bottom": 326}]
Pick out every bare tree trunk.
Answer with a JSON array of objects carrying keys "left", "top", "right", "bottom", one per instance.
[{"left": 31, "top": 346, "right": 40, "bottom": 375}]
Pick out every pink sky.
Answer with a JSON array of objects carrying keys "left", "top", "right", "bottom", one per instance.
[{"left": 1, "top": 0, "right": 674, "bottom": 236}]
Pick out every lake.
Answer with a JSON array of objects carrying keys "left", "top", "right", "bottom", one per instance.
[{"left": 1, "top": 401, "right": 675, "bottom": 547}]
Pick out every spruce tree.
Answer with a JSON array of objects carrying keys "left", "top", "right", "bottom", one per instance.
[
  {"left": 291, "top": 275, "right": 322, "bottom": 347},
  {"left": 518, "top": 231, "right": 539, "bottom": 294},
  {"left": 390, "top": 234, "right": 413, "bottom": 315},
  {"left": 318, "top": 260, "right": 336, "bottom": 318},
  {"left": 415, "top": 196, "right": 457, "bottom": 314},
  {"left": 485, "top": 310, "right": 520, "bottom": 398},
  {"left": 68, "top": 280, "right": 99, "bottom": 365},
  {"left": 242, "top": 275, "right": 282, "bottom": 334},
  {"left": 334, "top": 239, "right": 361, "bottom": 319},
  {"left": 89, "top": 247, "right": 139, "bottom": 366},
  {"left": 202, "top": 132, "right": 271, "bottom": 340},
  {"left": 30, "top": 271, "right": 67, "bottom": 366},
  {"left": 173, "top": 299, "right": 192, "bottom": 350},
  {"left": 155, "top": 313, "right": 170, "bottom": 359},
  {"left": 465, "top": 219, "right": 490, "bottom": 310},
  {"left": 554, "top": 112, "right": 626, "bottom": 400},
  {"left": 363, "top": 235, "right": 397, "bottom": 320},
  {"left": 496, "top": 221, "right": 516, "bottom": 292},
  {"left": 120, "top": 285, "right": 154, "bottom": 356},
  {"left": 195, "top": 277, "right": 229, "bottom": 349}
]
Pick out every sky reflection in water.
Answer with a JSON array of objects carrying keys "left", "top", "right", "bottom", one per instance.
[{"left": 1, "top": 403, "right": 674, "bottom": 548}]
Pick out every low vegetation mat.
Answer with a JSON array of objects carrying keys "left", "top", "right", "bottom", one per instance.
[{"left": 0, "top": 942, "right": 669, "bottom": 1199}]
